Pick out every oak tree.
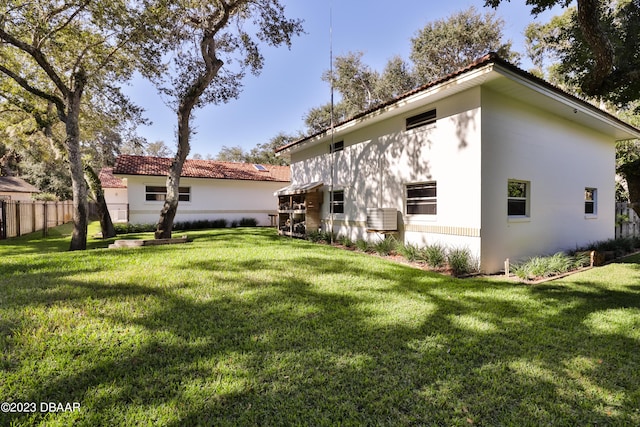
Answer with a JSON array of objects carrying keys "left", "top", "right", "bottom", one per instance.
[
  {"left": 0, "top": 1, "right": 164, "bottom": 249},
  {"left": 153, "top": 0, "right": 303, "bottom": 238}
]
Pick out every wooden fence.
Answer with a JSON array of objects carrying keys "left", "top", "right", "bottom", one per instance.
[
  {"left": 0, "top": 200, "right": 73, "bottom": 239},
  {"left": 616, "top": 202, "right": 640, "bottom": 239}
]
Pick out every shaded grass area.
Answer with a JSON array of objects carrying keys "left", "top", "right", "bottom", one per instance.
[
  {"left": 1, "top": 228, "right": 639, "bottom": 425},
  {"left": 0, "top": 222, "right": 127, "bottom": 254}
]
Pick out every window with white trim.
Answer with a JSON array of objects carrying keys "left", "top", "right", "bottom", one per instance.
[
  {"left": 507, "top": 180, "right": 529, "bottom": 217},
  {"left": 145, "top": 186, "right": 191, "bottom": 202},
  {"left": 330, "top": 190, "right": 344, "bottom": 214},
  {"left": 585, "top": 188, "right": 597, "bottom": 215},
  {"left": 406, "top": 182, "right": 437, "bottom": 215}
]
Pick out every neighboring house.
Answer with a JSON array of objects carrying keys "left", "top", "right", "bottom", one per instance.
[
  {"left": 0, "top": 176, "right": 40, "bottom": 201},
  {"left": 112, "top": 155, "right": 290, "bottom": 226},
  {"left": 98, "top": 167, "right": 129, "bottom": 223},
  {"left": 275, "top": 53, "right": 640, "bottom": 273}
]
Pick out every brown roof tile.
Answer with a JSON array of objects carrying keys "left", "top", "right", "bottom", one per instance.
[
  {"left": 98, "top": 167, "right": 127, "bottom": 188},
  {"left": 0, "top": 176, "right": 40, "bottom": 193},
  {"left": 113, "top": 155, "right": 290, "bottom": 182}
]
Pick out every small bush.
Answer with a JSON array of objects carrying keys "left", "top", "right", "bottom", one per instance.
[
  {"left": 398, "top": 243, "right": 420, "bottom": 262},
  {"left": 114, "top": 223, "right": 156, "bottom": 234},
  {"left": 307, "top": 230, "right": 334, "bottom": 244},
  {"left": 447, "top": 247, "right": 477, "bottom": 277},
  {"left": 420, "top": 244, "right": 447, "bottom": 269},
  {"left": 337, "top": 234, "right": 354, "bottom": 248},
  {"left": 355, "top": 239, "right": 371, "bottom": 252},
  {"left": 373, "top": 237, "right": 397, "bottom": 256},
  {"left": 307, "top": 230, "right": 323, "bottom": 243},
  {"left": 512, "top": 252, "right": 581, "bottom": 281},
  {"left": 238, "top": 217, "right": 258, "bottom": 227}
]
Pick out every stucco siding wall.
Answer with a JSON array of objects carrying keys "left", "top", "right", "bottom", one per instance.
[
  {"left": 480, "top": 87, "right": 616, "bottom": 272},
  {"left": 104, "top": 187, "right": 129, "bottom": 222},
  {"left": 291, "top": 88, "right": 483, "bottom": 251},
  {"left": 126, "top": 176, "right": 285, "bottom": 226}
]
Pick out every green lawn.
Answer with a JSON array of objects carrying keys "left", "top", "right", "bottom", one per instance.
[{"left": 1, "top": 226, "right": 639, "bottom": 426}]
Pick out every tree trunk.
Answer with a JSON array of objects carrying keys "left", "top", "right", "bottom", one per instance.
[
  {"left": 66, "top": 73, "right": 88, "bottom": 251},
  {"left": 155, "top": 32, "right": 224, "bottom": 239},
  {"left": 619, "top": 159, "right": 640, "bottom": 217},
  {"left": 85, "top": 164, "right": 116, "bottom": 238},
  {"left": 155, "top": 143, "right": 188, "bottom": 239}
]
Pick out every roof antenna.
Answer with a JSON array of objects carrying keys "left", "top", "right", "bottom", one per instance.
[{"left": 329, "top": 1, "right": 335, "bottom": 245}]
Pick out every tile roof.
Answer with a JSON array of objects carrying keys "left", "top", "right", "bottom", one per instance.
[
  {"left": 98, "top": 167, "right": 127, "bottom": 188},
  {"left": 0, "top": 176, "right": 40, "bottom": 193},
  {"left": 113, "top": 155, "right": 290, "bottom": 182}
]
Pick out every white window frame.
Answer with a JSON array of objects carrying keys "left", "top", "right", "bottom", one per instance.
[
  {"left": 145, "top": 185, "right": 191, "bottom": 202},
  {"left": 330, "top": 189, "right": 344, "bottom": 214},
  {"left": 507, "top": 180, "right": 530, "bottom": 218},
  {"left": 585, "top": 187, "right": 597, "bottom": 217},
  {"left": 406, "top": 182, "right": 437, "bottom": 216}
]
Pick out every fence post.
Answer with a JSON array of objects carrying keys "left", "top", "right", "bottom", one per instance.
[
  {"left": 15, "top": 201, "right": 21, "bottom": 237},
  {"left": 32, "top": 201, "right": 36, "bottom": 233},
  {"left": 43, "top": 202, "right": 48, "bottom": 237},
  {"left": 0, "top": 200, "right": 6, "bottom": 240}
]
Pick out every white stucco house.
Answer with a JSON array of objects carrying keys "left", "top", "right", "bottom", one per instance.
[
  {"left": 98, "top": 167, "right": 129, "bottom": 223},
  {"left": 111, "top": 155, "right": 290, "bottom": 226},
  {"left": 275, "top": 53, "right": 640, "bottom": 273}
]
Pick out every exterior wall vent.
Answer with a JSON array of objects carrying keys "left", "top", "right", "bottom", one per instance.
[{"left": 366, "top": 208, "right": 397, "bottom": 231}]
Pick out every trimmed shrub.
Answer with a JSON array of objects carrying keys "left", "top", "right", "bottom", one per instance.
[
  {"left": 373, "top": 237, "right": 397, "bottom": 256},
  {"left": 307, "top": 230, "right": 334, "bottom": 244},
  {"left": 337, "top": 234, "right": 354, "bottom": 248},
  {"left": 512, "top": 252, "right": 583, "bottom": 281},
  {"left": 447, "top": 247, "right": 477, "bottom": 277},
  {"left": 306, "top": 230, "right": 323, "bottom": 243},
  {"left": 398, "top": 243, "right": 420, "bottom": 262},
  {"left": 419, "top": 244, "right": 447, "bottom": 269},
  {"left": 238, "top": 217, "right": 258, "bottom": 227},
  {"left": 355, "top": 239, "right": 371, "bottom": 252}
]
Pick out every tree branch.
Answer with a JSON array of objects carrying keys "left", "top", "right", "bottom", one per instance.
[
  {"left": 0, "top": 64, "right": 67, "bottom": 122},
  {"left": 576, "top": 0, "right": 615, "bottom": 95},
  {"left": 0, "top": 28, "right": 70, "bottom": 97}
]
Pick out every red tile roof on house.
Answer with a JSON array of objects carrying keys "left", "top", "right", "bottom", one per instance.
[
  {"left": 98, "top": 167, "right": 127, "bottom": 188},
  {"left": 113, "top": 155, "right": 290, "bottom": 182},
  {"left": 0, "top": 176, "right": 40, "bottom": 193}
]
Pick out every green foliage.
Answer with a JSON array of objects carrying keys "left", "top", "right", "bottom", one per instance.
[
  {"left": 446, "top": 247, "right": 478, "bottom": 277},
  {"left": 355, "top": 239, "right": 371, "bottom": 252},
  {"left": 373, "top": 237, "right": 397, "bottom": 256},
  {"left": 512, "top": 252, "right": 584, "bottom": 281},
  {"left": 216, "top": 133, "right": 296, "bottom": 165},
  {"left": 398, "top": 242, "right": 421, "bottom": 262},
  {"left": 411, "top": 7, "right": 519, "bottom": 83},
  {"left": 419, "top": 243, "right": 447, "bottom": 269},
  {"left": 306, "top": 230, "right": 334, "bottom": 244},
  {"left": 336, "top": 234, "right": 354, "bottom": 248},
  {"left": 519, "top": 0, "right": 640, "bottom": 107},
  {"left": 303, "top": 7, "right": 518, "bottom": 135},
  {"left": 114, "top": 218, "right": 234, "bottom": 234}
]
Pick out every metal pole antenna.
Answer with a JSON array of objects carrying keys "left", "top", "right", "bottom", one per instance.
[{"left": 329, "top": 3, "right": 335, "bottom": 244}]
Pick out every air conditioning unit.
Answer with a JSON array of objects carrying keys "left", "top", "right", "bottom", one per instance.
[{"left": 366, "top": 208, "right": 397, "bottom": 231}]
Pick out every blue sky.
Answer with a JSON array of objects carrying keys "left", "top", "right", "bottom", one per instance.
[{"left": 121, "top": 0, "right": 566, "bottom": 158}]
